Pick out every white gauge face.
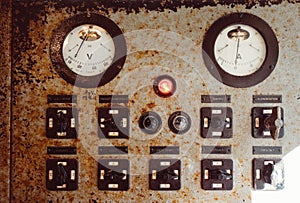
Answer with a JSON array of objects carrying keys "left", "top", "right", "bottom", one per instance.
[
  {"left": 62, "top": 24, "right": 115, "bottom": 77},
  {"left": 214, "top": 24, "right": 267, "bottom": 76}
]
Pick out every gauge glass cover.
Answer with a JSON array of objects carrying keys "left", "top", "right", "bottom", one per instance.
[
  {"left": 62, "top": 24, "right": 115, "bottom": 77},
  {"left": 214, "top": 24, "right": 267, "bottom": 77}
]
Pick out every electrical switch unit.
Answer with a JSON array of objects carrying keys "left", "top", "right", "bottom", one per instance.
[
  {"left": 98, "top": 107, "right": 130, "bottom": 139},
  {"left": 98, "top": 159, "right": 130, "bottom": 191},
  {"left": 253, "top": 158, "right": 284, "bottom": 190},
  {"left": 149, "top": 159, "right": 181, "bottom": 190},
  {"left": 200, "top": 107, "right": 233, "bottom": 138},
  {"left": 252, "top": 107, "right": 284, "bottom": 139},
  {"left": 46, "top": 159, "right": 78, "bottom": 191},
  {"left": 201, "top": 159, "right": 233, "bottom": 190},
  {"left": 46, "top": 108, "right": 78, "bottom": 139}
]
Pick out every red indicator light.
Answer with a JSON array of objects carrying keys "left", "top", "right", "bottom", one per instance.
[
  {"left": 158, "top": 79, "right": 173, "bottom": 95},
  {"left": 153, "top": 75, "right": 176, "bottom": 98}
]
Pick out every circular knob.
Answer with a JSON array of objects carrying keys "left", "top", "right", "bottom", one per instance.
[
  {"left": 139, "top": 111, "right": 162, "bottom": 135},
  {"left": 168, "top": 111, "right": 191, "bottom": 134}
]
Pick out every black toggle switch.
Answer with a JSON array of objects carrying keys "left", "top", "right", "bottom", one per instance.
[
  {"left": 104, "top": 169, "right": 126, "bottom": 180},
  {"left": 57, "top": 163, "right": 68, "bottom": 186},
  {"left": 263, "top": 163, "right": 274, "bottom": 184},
  {"left": 157, "top": 169, "right": 179, "bottom": 181},
  {"left": 210, "top": 169, "right": 232, "bottom": 181},
  {"left": 57, "top": 111, "right": 67, "bottom": 134}
]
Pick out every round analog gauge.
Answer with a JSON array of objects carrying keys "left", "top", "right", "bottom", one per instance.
[
  {"left": 62, "top": 24, "right": 115, "bottom": 77},
  {"left": 50, "top": 13, "right": 126, "bottom": 88},
  {"left": 202, "top": 13, "right": 278, "bottom": 88}
]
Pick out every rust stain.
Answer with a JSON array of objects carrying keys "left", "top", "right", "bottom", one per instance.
[{"left": 146, "top": 102, "right": 156, "bottom": 109}]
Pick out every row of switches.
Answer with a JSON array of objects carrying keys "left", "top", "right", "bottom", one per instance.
[
  {"left": 46, "top": 106, "right": 284, "bottom": 139},
  {"left": 46, "top": 158, "right": 284, "bottom": 191}
]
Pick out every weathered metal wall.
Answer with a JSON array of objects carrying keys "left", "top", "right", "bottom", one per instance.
[{"left": 1, "top": 0, "right": 300, "bottom": 202}]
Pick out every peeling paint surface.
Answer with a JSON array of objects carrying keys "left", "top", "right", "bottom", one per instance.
[{"left": 2, "top": 0, "right": 300, "bottom": 202}]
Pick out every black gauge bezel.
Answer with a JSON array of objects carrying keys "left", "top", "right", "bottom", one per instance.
[
  {"left": 50, "top": 13, "right": 127, "bottom": 88},
  {"left": 202, "top": 13, "right": 278, "bottom": 88}
]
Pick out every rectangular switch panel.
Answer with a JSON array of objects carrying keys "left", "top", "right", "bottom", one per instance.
[
  {"left": 46, "top": 159, "right": 78, "bottom": 191},
  {"left": 46, "top": 108, "right": 78, "bottom": 139},
  {"left": 98, "top": 159, "right": 130, "bottom": 191},
  {"left": 98, "top": 107, "right": 130, "bottom": 139},
  {"left": 149, "top": 159, "right": 181, "bottom": 190},
  {"left": 201, "top": 159, "right": 233, "bottom": 190},
  {"left": 252, "top": 107, "right": 284, "bottom": 139},
  {"left": 253, "top": 158, "right": 284, "bottom": 190},
  {"left": 201, "top": 107, "right": 233, "bottom": 138}
]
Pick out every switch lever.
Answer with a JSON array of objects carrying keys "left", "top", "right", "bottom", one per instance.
[{"left": 264, "top": 107, "right": 283, "bottom": 140}]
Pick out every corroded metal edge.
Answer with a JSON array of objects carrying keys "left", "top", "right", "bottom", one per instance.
[{"left": 0, "top": 0, "right": 11, "bottom": 202}]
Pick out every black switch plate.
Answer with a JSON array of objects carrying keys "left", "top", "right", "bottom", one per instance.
[
  {"left": 46, "top": 159, "right": 78, "bottom": 191},
  {"left": 253, "top": 158, "right": 284, "bottom": 190},
  {"left": 149, "top": 159, "right": 181, "bottom": 190},
  {"left": 98, "top": 107, "right": 130, "bottom": 139},
  {"left": 200, "top": 107, "right": 233, "bottom": 138},
  {"left": 98, "top": 159, "right": 130, "bottom": 191},
  {"left": 46, "top": 108, "right": 78, "bottom": 139},
  {"left": 252, "top": 107, "right": 284, "bottom": 139},
  {"left": 201, "top": 159, "right": 233, "bottom": 190}
]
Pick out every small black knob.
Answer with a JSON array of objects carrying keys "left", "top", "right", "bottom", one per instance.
[
  {"left": 168, "top": 111, "right": 191, "bottom": 134},
  {"left": 139, "top": 111, "right": 162, "bottom": 134}
]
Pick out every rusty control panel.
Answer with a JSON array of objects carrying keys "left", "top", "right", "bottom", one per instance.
[{"left": 1, "top": 0, "right": 300, "bottom": 202}]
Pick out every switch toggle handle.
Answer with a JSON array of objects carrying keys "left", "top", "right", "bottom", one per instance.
[{"left": 264, "top": 107, "right": 283, "bottom": 140}]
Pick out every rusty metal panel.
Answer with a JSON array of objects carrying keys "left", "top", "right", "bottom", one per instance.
[
  {"left": 3, "top": 0, "right": 300, "bottom": 202},
  {"left": 0, "top": 0, "right": 11, "bottom": 202}
]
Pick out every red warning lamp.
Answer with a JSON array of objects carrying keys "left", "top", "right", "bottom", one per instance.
[{"left": 153, "top": 75, "right": 176, "bottom": 98}]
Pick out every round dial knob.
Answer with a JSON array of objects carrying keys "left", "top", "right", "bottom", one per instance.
[
  {"left": 168, "top": 111, "right": 191, "bottom": 134},
  {"left": 139, "top": 112, "right": 162, "bottom": 135}
]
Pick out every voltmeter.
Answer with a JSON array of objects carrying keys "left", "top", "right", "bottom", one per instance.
[{"left": 50, "top": 13, "right": 127, "bottom": 88}]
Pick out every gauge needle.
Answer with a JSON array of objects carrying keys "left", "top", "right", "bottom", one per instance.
[
  {"left": 74, "top": 31, "right": 89, "bottom": 58},
  {"left": 234, "top": 38, "right": 240, "bottom": 68},
  {"left": 100, "top": 42, "right": 111, "bottom": 52}
]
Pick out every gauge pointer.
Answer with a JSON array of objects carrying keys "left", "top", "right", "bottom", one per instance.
[
  {"left": 234, "top": 27, "right": 241, "bottom": 68},
  {"left": 234, "top": 38, "right": 240, "bottom": 68},
  {"left": 75, "top": 31, "right": 90, "bottom": 58},
  {"left": 217, "top": 44, "right": 228, "bottom": 52},
  {"left": 100, "top": 42, "right": 111, "bottom": 52},
  {"left": 69, "top": 44, "right": 79, "bottom": 52},
  {"left": 249, "top": 44, "right": 260, "bottom": 52}
]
